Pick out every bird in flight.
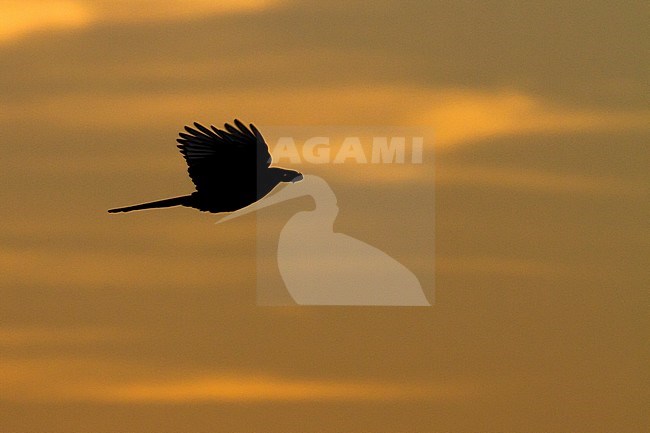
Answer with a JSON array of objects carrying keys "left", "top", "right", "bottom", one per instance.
[{"left": 108, "top": 120, "right": 303, "bottom": 214}]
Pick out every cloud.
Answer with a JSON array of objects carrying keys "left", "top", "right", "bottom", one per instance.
[
  {"left": 0, "top": 0, "right": 282, "bottom": 44},
  {"left": 1, "top": 357, "right": 471, "bottom": 403},
  {"left": 0, "top": 326, "right": 139, "bottom": 346},
  {"left": 90, "top": 0, "right": 283, "bottom": 23},
  {"left": 100, "top": 375, "right": 447, "bottom": 403},
  {"left": 2, "top": 86, "right": 647, "bottom": 141},
  {"left": 0, "top": 244, "right": 252, "bottom": 289},
  {"left": 1, "top": 1, "right": 646, "bottom": 109},
  {"left": 436, "top": 163, "right": 648, "bottom": 196},
  {"left": 414, "top": 89, "right": 650, "bottom": 149},
  {"left": 435, "top": 256, "right": 572, "bottom": 278},
  {"left": 0, "top": 1, "right": 91, "bottom": 43}
]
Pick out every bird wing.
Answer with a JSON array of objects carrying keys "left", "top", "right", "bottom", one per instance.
[{"left": 176, "top": 119, "right": 272, "bottom": 192}]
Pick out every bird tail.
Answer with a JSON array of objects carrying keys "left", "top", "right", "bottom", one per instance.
[{"left": 108, "top": 195, "right": 190, "bottom": 213}]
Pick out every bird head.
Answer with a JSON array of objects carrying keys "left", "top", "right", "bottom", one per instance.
[
  {"left": 277, "top": 168, "right": 303, "bottom": 183},
  {"left": 218, "top": 174, "right": 336, "bottom": 224}
]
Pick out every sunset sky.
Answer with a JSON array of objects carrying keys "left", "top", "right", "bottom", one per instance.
[{"left": 1, "top": 1, "right": 648, "bottom": 432}]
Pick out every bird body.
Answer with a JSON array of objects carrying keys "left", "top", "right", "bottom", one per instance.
[{"left": 108, "top": 120, "right": 302, "bottom": 214}]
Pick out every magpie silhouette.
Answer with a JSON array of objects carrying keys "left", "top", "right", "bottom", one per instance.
[{"left": 108, "top": 120, "right": 302, "bottom": 214}]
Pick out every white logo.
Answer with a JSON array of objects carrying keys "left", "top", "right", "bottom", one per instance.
[{"left": 219, "top": 175, "right": 430, "bottom": 306}]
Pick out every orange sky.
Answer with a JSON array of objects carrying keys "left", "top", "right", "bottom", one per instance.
[{"left": 1, "top": 1, "right": 648, "bottom": 432}]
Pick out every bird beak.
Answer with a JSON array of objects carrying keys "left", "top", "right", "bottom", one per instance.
[
  {"left": 216, "top": 180, "right": 305, "bottom": 224},
  {"left": 291, "top": 174, "right": 304, "bottom": 183}
]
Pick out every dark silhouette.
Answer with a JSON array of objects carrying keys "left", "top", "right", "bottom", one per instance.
[{"left": 108, "top": 120, "right": 302, "bottom": 214}]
